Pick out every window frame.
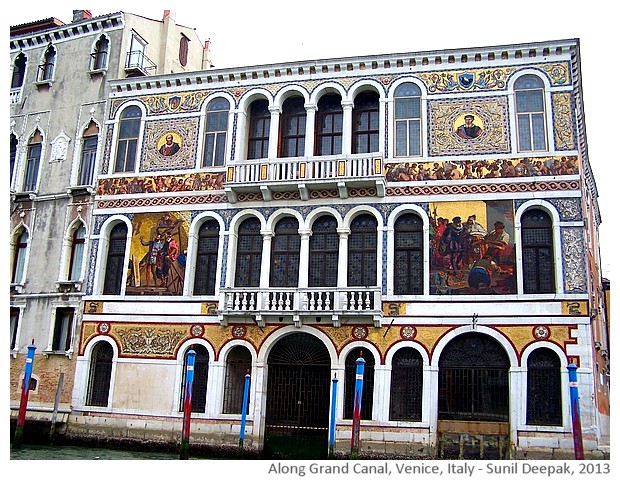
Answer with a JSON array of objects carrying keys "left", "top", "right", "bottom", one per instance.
[
  {"left": 12, "top": 228, "right": 29, "bottom": 285},
  {"left": 352, "top": 90, "right": 380, "bottom": 154},
  {"left": 51, "top": 307, "right": 75, "bottom": 353},
  {"left": 37, "top": 44, "right": 56, "bottom": 83},
  {"left": 78, "top": 122, "right": 99, "bottom": 186},
  {"left": 315, "top": 94, "right": 343, "bottom": 156},
  {"left": 113, "top": 105, "right": 142, "bottom": 174},
  {"left": 90, "top": 34, "right": 109, "bottom": 72},
  {"left": 202, "top": 97, "right": 230, "bottom": 167},
  {"left": 193, "top": 219, "right": 220, "bottom": 295},
  {"left": 278, "top": 96, "right": 306, "bottom": 158},
  {"left": 394, "top": 82, "right": 422, "bottom": 157},
  {"left": 526, "top": 347, "right": 563, "bottom": 426},
  {"left": 521, "top": 208, "right": 555, "bottom": 294},
  {"left": 68, "top": 223, "right": 87, "bottom": 282},
  {"left": 514, "top": 74, "right": 548, "bottom": 152},
  {"left": 393, "top": 213, "right": 424, "bottom": 295},
  {"left": 247, "top": 99, "right": 271, "bottom": 160},
  {"left": 23, "top": 131, "right": 43, "bottom": 192},
  {"left": 11, "top": 52, "right": 27, "bottom": 89},
  {"left": 102, "top": 222, "right": 128, "bottom": 295}
]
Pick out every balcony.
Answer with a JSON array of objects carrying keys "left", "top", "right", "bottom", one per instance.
[
  {"left": 125, "top": 50, "right": 157, "bottom": 77},
  {"left": 224, "top": 154, "right": 386, "bottom": 203},
  {"left": 219, "top": 286, "right": 383, "bottom": 328},
  {"left": 10, "top": 88, "right": 21, "bottom": 105}
]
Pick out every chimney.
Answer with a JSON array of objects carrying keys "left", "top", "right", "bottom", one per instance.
[
  {"left": 72, "top": 10, "right": 92, "bottom": 22},
  {"left": 163, "top": 10, "right": 176, "bottom": 21}
]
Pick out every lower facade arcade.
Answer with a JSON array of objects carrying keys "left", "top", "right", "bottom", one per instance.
[{"left": 68, "top": 314, "right": 597, "bottom": 459}]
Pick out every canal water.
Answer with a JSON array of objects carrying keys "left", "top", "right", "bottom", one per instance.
[{"left": 10, "top": 443, "right": 182, "bottom": 460}]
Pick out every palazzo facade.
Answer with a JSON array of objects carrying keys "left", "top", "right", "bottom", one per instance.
[{"left": 12, "top": 30, "right": 609, "bottom": 458}]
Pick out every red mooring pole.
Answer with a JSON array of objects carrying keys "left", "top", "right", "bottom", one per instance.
[
  {"left": 567, "top": 363, "right": 585, "bottom": 459},
  {"left": 180, "top": 348, "right": 196, "bottom": 460},
  {"left": 13, "top": 340, "right": 36, "bottom": 448},
  {"left": 350, "top": 351, "right": 365, "bottom": 459}
]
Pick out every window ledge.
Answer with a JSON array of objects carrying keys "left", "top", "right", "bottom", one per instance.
[
  {"left": 34, "top": 79, "right": 53, "bottom": 88},
  {"left": 67, "top": 185, "right": 94, "bottom": 197},
  {"left": 88, "top": 68, "right": 107, "bottom": 77},
  {"left": 42, "top": 349, "right": 73, "bottom": 360},
  {"left": 56, "top": 280, "right": 82, "bottom": 293},
  {"left": 11, "top": 191, "right": 36, "bottom": 202},
  {"left": 10, "top": 283, "right": 25, "bottom": 294}
]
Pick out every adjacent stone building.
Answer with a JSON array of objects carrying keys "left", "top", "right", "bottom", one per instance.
[{"left": 10, "top": 8, "right": 210, "bottom": 430}]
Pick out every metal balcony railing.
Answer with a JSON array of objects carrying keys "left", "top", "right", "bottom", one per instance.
[
  {"left": 125, "top": 50, "right": 157, "bottom": 76},
  {"left": 225, "top": 154, "right": 386, "bottom": 202},
  {"left": 219, "top": 286, "right": 383, "bottom": 327}
]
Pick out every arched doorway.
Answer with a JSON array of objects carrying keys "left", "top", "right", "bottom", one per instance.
[
  {"left": 264, "top": 332, "right": 331, "bottom": 459},
  {"left": 437, "top": 332, "right": 510, "bottom": 459}
]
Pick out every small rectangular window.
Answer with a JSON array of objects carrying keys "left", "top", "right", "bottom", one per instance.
[
  {"left": 52, "top": 308, "right": 74, "bottom": 351},
  {"left": 10, "top": 308, "right": 20, "bottom": 350}
]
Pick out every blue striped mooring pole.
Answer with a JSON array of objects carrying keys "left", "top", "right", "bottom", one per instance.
[
  {"left": 239, "top": 369, "right": 251, "bottom": 453},
  {"left": 328, "top": 373, "right": 338, "bottom": 458}
]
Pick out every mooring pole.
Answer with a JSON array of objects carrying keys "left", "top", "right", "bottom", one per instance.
[
  {"left": 13, "top": 340, "right": 36, "bottom": 448},
  {"left": 180, "top": 348, "right": 196, "bottom": 460},
  {"left": 350, "top": 352, "right": 365, "bottom": 459},
  {"left": 49, "top": 372, "right": 65, "bottom": 445},
  {"left": 238, "top": 369, "right": 251, "bottom": 454},
  {"left": 567, "top": 363, "right": 585, "bottom": 459},
  {"left": 328, "top": 373, "right": 338, "bottom": 459}
]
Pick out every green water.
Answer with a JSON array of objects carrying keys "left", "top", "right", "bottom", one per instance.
[{"left": 10, "top": 443, "right": 187, "bottom": 460}]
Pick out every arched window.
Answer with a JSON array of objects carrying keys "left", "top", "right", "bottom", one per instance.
[
  {"left": 10, "top": 134, "right": 18, "bottom": 184},
  {"left": 390, "top": 347, "right": 423, "bottom": 421},
  {"left": 102, "top": 223, "right": 128, "bottom": 295},
  {"left": 344, "top": 348, "right": 375, "bottom": 420},
  {"left": 12, "top": 228, "right": 29, "bottom": 284},
  {"left": 270, "top": 217, "right": 300, "bottom": 287},
  {"left": 394, "top": 213, "right": 424, "bottom": 295},
  {"left": 521, "top": 209, "right": 555, "bottom": 294},
  {"left": 179, "top": 34, "right": 189, "bottom": 67},
  {"left": 68, "top": 223, "right": 86, "bottom": 281},
  {"left": 193, "top": 219, "right": 219, "bottom": 295},
  {"left": 438, "top": 333, "right": 509, "bottom": 422},
  {"left": 234, "top": 217, "right": 262, "bottom": 287},
  {"left": 309, "top": 215, "right": 338, "bottom": 288},
  {"left": 91, "top": 34, "right": 109, "bottom": 71},
  {"left": 527, "top": 348, "right": 562, "bottom": 425},
  {"left": 11, "top": 52, "right": 27, "bottom": 89},
  {"left": 247, "top": 99, "right": 270, "bottom": 160},
  {"left": 348, "top": 214, "right": 377, "bottom": 287},
  {"left": 86, "top": 341, "right": 113, "bottom": 407},
  {"left": 515, "top": 75, "right": 547, "bottom": 152},
  {"left": 279, "top": 97, "right": 306, "bottom": 158},
  {"left": 180, "top": 344, "right": 209, "bottom": 413},
  {"left": 38, "top": 45, "right": 56, "bottom": 82},
  {"left": 202, "top": 97, "right": 229, "bottom": 167},
  {"left": 78, "top": 121, "right": 99, "bottom": 185},
  {"left": 315, "top": 94, "right": 343, "bottom": 156},
  {"left": 114, "top": 106, "right": 142, "bottom": 173},
  {"left": 394, "top": 83, "right": 422, "bottom": 157},
  {"left": 24, "top": 130, "right": 42, "bottom": 191},
  {"left": 222, "top": 346, "right": 252, "bottom": 414},
  {"left": 352, "top": 91, "right": 379, "bottom": 154}
]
